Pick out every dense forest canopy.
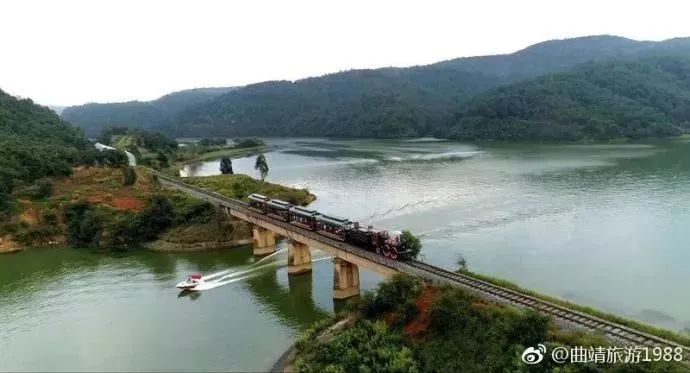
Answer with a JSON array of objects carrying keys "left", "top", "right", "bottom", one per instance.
[
  {"left": 61, "top": 35, "right": 690, "bottom": 140},
  {"left": 0, "top": 89, "right": 89, "bottom": 211},
  {"left": 449, "top": 57, "right": 690, "bottom": 140},
  {"left": 168, "top": 70, "right": 501, "bottom": 138}
]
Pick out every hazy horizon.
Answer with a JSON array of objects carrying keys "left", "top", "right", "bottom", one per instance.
[{"left": 2, "top": 0, "right": 690, "bottom": 107}]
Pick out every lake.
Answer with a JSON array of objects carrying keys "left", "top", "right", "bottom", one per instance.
[{"left": 2, "top": 137, "right": 689, "bottom": 371}]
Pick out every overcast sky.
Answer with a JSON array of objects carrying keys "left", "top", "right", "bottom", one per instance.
[{"left": 1, "top": 0, "right": 689, "bottom": 106}]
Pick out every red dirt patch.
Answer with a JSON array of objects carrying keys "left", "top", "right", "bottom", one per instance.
[
  {"left": 87, "top": 195, "right": 106, "bottom": 204},
  {"left": 404, "top": 286, "right": 437, "bottom": 337},
  {"left": 110, "top": 197, "right": 145, "bottom": 211}
]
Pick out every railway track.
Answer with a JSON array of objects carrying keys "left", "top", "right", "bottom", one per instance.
[
  {"left": 150, "top": 170, "right": 689, "bottom": 358},
  {"left": 405, "top": 260, "right": 690, "bottom": 356}
]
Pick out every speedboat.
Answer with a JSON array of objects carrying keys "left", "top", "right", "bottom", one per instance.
[{"left": 176, "top": 273, "right": 202, "bottom": 290}]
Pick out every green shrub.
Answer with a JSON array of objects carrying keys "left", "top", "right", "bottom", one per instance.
[
  {"left": 198, "top": 138, "right": 227, "bottom": 146},
  {"left": 398, "top": 299, "right": 419, "bottom": 327},
  {"left": 175, "top": 200, "right": 215, "bottom": 224},
  {"left": 233, "top": 137, "right": 264, "bottom": 148},
  {"left": 99, "top": 149, "right": 129, "bottom": 167},
  {"left": 0, "top": 190, "right": 10, "bottom": 214},
  {"left": 122, "top": 166, "right": 137, "bottom": 186},
  {"left": 35, "top": 179, "right": 53, "bottom": 199},
  {"left": 418, "top": 286, "right": 553, "bottom": 372},
  {"left": 295, "top": 320, "right": 418, "bottom": 373},
  {"left": 65, "top": 201, "right": 107, "bottom": 247},
  {"left": 13, "top": 178, "right": 54, "bottom": 200},
  {"left": 359, "top": 274, "right": 421, "bottom": 319}
]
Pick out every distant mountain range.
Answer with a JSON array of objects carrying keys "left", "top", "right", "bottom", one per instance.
[
  {"left": 61, "top": 35, "right": 690, "bottom": 140},
  {"left": 62, "top": 87, "right": 236, "bottom": 136}
]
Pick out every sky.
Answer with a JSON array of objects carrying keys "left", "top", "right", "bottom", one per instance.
[{"left": 1, "top": 0, "right": 690, "bottom": 106}]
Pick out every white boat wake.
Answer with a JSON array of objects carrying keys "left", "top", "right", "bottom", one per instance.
[{"left": 191, "top": 250, "right": 331, "bottom": 291}]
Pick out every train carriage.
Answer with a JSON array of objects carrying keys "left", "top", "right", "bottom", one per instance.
[
  {"left": 266, "top": 199, "right": 292, "bottom": 221},
  {"left": 248, "top": 194, "right": 269, "bottom": 214},
  {"left": 289, "top": 206, "right": 320, "bottom": 230},
  {"left": 315, "top": 214, "right": 353, "bottom": 241}
]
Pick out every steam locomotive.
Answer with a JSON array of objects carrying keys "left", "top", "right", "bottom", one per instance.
[{"left": 248, "top": 194, "right": 414, "bottom": 261}]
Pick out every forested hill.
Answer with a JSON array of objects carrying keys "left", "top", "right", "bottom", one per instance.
[
  {"left": 434, "top": 35, "right": 690, "bottom": 79},
  {"left": 0, "top": 89, "right": 86, "bottom": 147},
  {"left": 448, "top": 57, "right": 690, "bottom": 140},
  {"left": 168, "top": 69, "right": 502, "bottom": 138},
  {"left": 0, "top": 89, "right": 89, "bottom": 210},
  {"left": 62, "top": 35, "right": 690, "bottom": 138},
  {"left": 62, "top": 87, "right": 236, "bottom": 136}
]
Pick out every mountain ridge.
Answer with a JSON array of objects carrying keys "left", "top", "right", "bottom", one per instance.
[
  {"left": 62, "top": 86, "right": 237, "bottom": 136},
  {"left": 61, "top": 35, "right": 690, "bottom": 139},
  {"left": 448, "top": 56, "right": 690, "bottom": 140}
]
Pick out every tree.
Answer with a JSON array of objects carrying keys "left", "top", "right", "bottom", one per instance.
[
  {"left": 99, "top": 149, "right": 129, "bottom": 167},
  {"left": 122, "top": 166, "right": 137, "bottom": 186},
  {"left": 134, "top": 195, "right": 175, "bottom": 240},
  {"left": 156, "top": 152, "right": 169, "bottom": 168},
  {"left": 220, "top": 157, "right": 234, "bottom": 174},
  {"left": 254, "top": 153, "right": 269, "bottom": 181},
  {"left": 65, "top": 201, "right": 105, "bottom": 247},
  {"left": 455, "top": 255, "right": 468, "bottom": 273},
  {"left": 401, "top": 230, "right": 422, "bottom": 259}
]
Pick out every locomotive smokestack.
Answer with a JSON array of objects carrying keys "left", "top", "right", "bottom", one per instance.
[
  {"left": 354, "top": 222, "right": 359, "bottom": 229},
  {"left": 368, "top": 225, "right": 373, "bottom": 231}
]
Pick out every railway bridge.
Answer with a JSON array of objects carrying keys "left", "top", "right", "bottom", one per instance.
[
  {"left": 154, "top": 171, "right": 401, "bottom": 299},
  {"left": 151, "top": 170, "right": 689, "bottom": 356}
]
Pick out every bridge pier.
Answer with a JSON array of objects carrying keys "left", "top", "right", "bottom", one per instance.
[
  {"left": 332, "top": 258, "right": 360, "bottom": 299},
  {"left": 252, "top": 226, "right": 276, "bottom": 256},
  {"left": 287, "top": 240, "right": 312, "bottom": 275}
]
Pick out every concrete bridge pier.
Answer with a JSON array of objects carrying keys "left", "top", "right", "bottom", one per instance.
[
  {"left": 287, "top": 240, "right": 312, "bottom": 275},
  {"left": 332, "top": 258, "right": 360, "bottom": 299},
  {"left": 252, "top": 226, "right": 276, "bottom": 256}
]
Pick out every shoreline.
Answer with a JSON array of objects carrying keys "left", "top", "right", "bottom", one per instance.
[
  {"left": 272, "top": 316, "right": 354, "bottom": 372},
  {"left": 176, "top": 145, "right": 266, "bottom": 165}
]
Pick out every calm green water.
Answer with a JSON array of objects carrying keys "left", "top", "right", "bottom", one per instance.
[{"left": 2, "top": 138, "right": 690, "bottom": 371}]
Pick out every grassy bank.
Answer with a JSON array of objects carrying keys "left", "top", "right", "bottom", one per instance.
[
  {"left": 459, "top": 269, "right": 690, "bottom": 346},
  {"left": 294, "top": 275, "right": 686, "bottom": 372},
  {"left": 176, "top": 144, "right": 266, "bottom": 164},
  {"left": 184, "top": 174, "right": 315, "bottom": 205}
]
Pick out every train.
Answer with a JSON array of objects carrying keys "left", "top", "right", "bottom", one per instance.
[{"left": 248, "top": 194, "right": 414, "bottom": 261}]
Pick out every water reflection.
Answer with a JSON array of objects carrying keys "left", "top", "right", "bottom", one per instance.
[{"left": 177, "top": 289, "right": 202, "bottom": 301}]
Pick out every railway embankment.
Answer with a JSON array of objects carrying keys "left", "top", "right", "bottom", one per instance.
[{"left": 289, "top": 274, "right": 689, "bottom": 371}]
